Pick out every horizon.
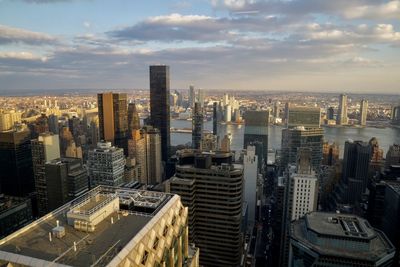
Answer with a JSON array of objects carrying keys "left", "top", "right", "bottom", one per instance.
[{"left": 0, "top": 0, "right": 399, "bottom": 93}]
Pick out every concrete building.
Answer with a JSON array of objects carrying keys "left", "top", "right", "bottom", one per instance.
[
  {"left": 87, "top": 141, "right": 125, "bottom": 187},
  {"left": 0, "top": 127, "right": 34, "bottom": 197},
  {"left": 385, "top": 143, "right": 400, "bottom": 169},
  {"left": 242, "top": 146, "right": 259, "bottom": 227},
  {"left": 243, "top": 110, "right": 269, "bottom": 168},
  {"left": 391, "top": 105, "right": 400, "bottom": 126},
  {"left": 201, "top": 133, "right": 218, "bottom": 152},
  {"left": 150, "top": 65, "right": 171, "bottom": 163},
  {"left": 359, "top": 99, "right": 368, "bottom": 126},
  {"left": 31, "top": 132, "right": 61, "bottom": 215},
  {"left": 189, "top": 85, "right": 195, "bottom": 108},
  {"left": 285, "top": 105, "right": 321, "bottom": 128},
  {"left": 192, "top": 102, "right": 203, "bottom": 150},
  {"left": 0, "top": 195, "right": 33, "bottom": 239},
  {"left": 0, "top": 186, "right": 199, "bottom": 267},
  {"left": 0, "top": 110, "right": 21, "bottom": 131},
  {"left": 97, "top": 92, "right": 129, "bottom": 155},
  {"left": 47, "top": 114, "right": 59, "bottom": 134},
  {"left": 224, "top": 104, "right": 232, "bottom": 122},
  {"left": 45, "top": 157, "right": 88, "bottom": 211},
  {"left": 337, "top": 93, "right": 348, "bottom": 125},
  {"left": 281, "top": 126, "right": 324, "bottom": 171},
  {"left": 127, "top": 102, "right": 140, "bottom": 135},
  {"left": 290, "top": 212, "right": 395, "bottom": 266},
  {"left": 322, "top": 141, "right": 339, "bottom": 166},
  {"left": 169, "top": 150, "right": 244, "bottom": 267}
]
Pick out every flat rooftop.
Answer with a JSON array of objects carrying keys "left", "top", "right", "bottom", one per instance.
[
  {"left": 291, "top": 212, "right": 395, "bottom": 262},
  {"left": 0, "top": 186, "right": 172, "bottom": 267}
]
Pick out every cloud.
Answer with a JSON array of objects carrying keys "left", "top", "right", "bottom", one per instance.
[
  {"left": 0, "top": 24, "right": 57, "bottom": 45},
  {"left": 344, "top": 0, "right": 400, "bottom": 19}
]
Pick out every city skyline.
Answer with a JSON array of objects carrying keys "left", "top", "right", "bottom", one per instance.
[{"left": 0, "top": 0, "right": 400, "bottom": 93}]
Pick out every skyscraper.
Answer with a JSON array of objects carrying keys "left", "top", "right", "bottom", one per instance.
[
  {"left": 286, "top": 105, "right": 321, "bottom": 128},
  {"left": 150, "top": 65, "right": 170, "bottom": 163},
  {"left": 337, "top": 93, "right": 348, "bottom": 125},
  {"left": 327, "top": 106, "right": 335, "bottom": 120},
  {"left": 87, "top": 141, "right": 125, "bottom": 187},
  {"left": 360, "top": 98, "right": 368, "bottom": 126},
  {"left": 290, "top": 212, "right": 395, "bottom": 266},
  {"left": 97, "top": 92, "right": 129, "bottom": 155},
  {"left": 189, "top": 85, "right": 195, "bottom": 108},
  {"left": 127, "top": 102, "right": 140, "bottom": 135},
  {"left": 0, "top": 127, "right": 34, "bottom": 197},
  {"left": 31, "top": 132, "right": 61, "bottom": 215},
  {"left": 242, "top": 145, "right": 259, "bottom": 227},
  {"left": 392, "top": 105, "right": 400, "bottom": 126},
  {"left": 192, "top": 102, "right": 203, "bottom": 149},
  {"left": 169, "top": 150, "right": 244, "bottom": 267},
  {"left": 280, "top": 126, "right": 324, "bottom": 171},
  {"left": 243, "top": 110, "right": 269, "bottom": 167},
  {"left": 213, "top": 102, "right": 218, "bottom": 136}
]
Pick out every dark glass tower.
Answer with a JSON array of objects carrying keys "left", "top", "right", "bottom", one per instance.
[
  {"left": 0, "top": 128, "right": 34, "bottom": 196},
  {"left": 243, "top": 110, "right": 269, "bottom": 166},
  {"left": 128, "top": 102, "right": 140, "bottom": 134},
  {"left": 192, "top": 102, "right": 203, "bottom": 149},
  {"left": 150, "top": 65, "right": 170, "bottom": 163}
]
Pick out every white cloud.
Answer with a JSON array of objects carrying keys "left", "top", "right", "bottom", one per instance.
[
  {"left": 0, "top": 24, "right": 57, "bottom": 45},
  {"left": 344, "top": 0, "right": 400, "bottom": 19}
]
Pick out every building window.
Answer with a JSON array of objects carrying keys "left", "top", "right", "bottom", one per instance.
[
  {"left": 141, "top": 250, "right": 149, "bottom": 265},
  {"left": 153, "top": 237, "right": 159, "bottom": 250}
]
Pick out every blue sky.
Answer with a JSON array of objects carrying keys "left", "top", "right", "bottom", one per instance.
[{"left": 0, "top": 0, "right": 399, "bottom": 93}]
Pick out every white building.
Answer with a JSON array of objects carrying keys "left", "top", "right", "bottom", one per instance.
[
  {"left": 87, "top": 141, "right": 125, "bottom": 187},
  {"left": 243, "top": 146, "right": 259, "bottom": 227}
]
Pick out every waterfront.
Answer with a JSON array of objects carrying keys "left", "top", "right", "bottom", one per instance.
[{"left": 171, "top": 120, "right": 400, "bottom": 157}]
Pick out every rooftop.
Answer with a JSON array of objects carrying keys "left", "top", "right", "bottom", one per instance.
[
  {"left": 291, "top": 212, "right": 395, "bottom": 262},
  {"left": 0, "top": 186, "right": 172, "bottom": 267}
]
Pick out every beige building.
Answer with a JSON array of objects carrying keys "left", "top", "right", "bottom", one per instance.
[
  {"left": 0, "top": 110, "right": 22, "bottom": 131},
  {"left": 0, "top": 186, "right": 199, "bottom": 267}
]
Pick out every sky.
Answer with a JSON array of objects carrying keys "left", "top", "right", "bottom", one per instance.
[{"left": 0, "top": 0, "right": 399, "bottom": 93}]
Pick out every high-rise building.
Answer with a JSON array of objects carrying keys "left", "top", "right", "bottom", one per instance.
[
  {"left": 197, "top": 89, "right": 205, "bottom": 107},
  {"left": 290, "top": 212, "right": 395, "bottom": 266},
  {"left": 97, "top": 92, "right": 129, "bottom": 155},
  {"left": 47, "top": 114, "right": 59, "bottom": 134},
  {"left": 242, "top": 146, "right": 259, "bottom": 227},
  {"left": 391, "top": 105, "right": 400, "bottom": 126},
  {"left": 201, "top": 133, "right": 218, "bottom": 152},
  {"left": 280, "top": 148, "right": 318, "bottom": 266},
  {"left": 286, "top": 105, "right": 321, "bottom": 128},
  {"left": 273, "top": 101, "right": 280, "bottom": 119},
  {"left": 385, "top": 144, "right": 400, "bottom": 169},
  {"left": 87, "top": 141, "right": 125, "bottom": 187},
  {"left": 337, "top": 93, "right": 348, "bottom": 125},
  {"left": 360, "top": 98, "right": 368, "bottom": 126},
  {"left": 327, "top": 106, "right": 335, "bottom": 120},
  {"left": 132, "top": 126, "right": 162, "bottom": 185},
  {"left": 0, "top": 110, "right": 22, "bottom": 131},
  {"left": 44, "top": 157, "right": 88, "bottom": 211},
  {"left": 189, "top": 85, "right": 195, "bottom": 108},
  {"left": 243, "top": 110, "right": 269, "bottom": 167},
  {"left": 169, "top": 150, "right": 244, "bottom": 267},
  {"left": 213, "top": 102, "right": 218, "bottom": 136},
  {"left": 322, "top": 141, "right": 339, "bottom": 166},
  {"left": 31, "top": 132, "right": 61, "bottom": 215},
  {"left": 0, "top": 186, "right": 199, "bottom": 267},
  {"left": 127, "top": 102, "right": 140, "bottom": 135},
  {"left": 0, "top": 195, "right": 33, "bottom": 239},
  {"left": 192, "top": 102, "right": 203, "bottom": 149},
  {"left": 150, "top": 65, "right": 170, "bottom": 163},
  {"left": 281, "top": 126, "right": 324, "bottom": 171},
  {"left": 224, "top": 104, "right": 232, "bottom": 122},
  {"left": 0, "top": 127, "right": 34, "bottom": 197}
]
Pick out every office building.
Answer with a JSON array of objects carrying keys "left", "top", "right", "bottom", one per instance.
[
  {"left": 273, "top": 101, "right": 280, "bottom": 119},
  {"left": 337, "top": 93, "right": 348, "bottom": 125},
  {"left": 385, "top": 143, "right": 400, "bottom": 169},
  {"left": 97, "top": 92, "right": 129, "bottom": 155},
  {"left": 280, "top": 149, "right": 318, "bottom": 266},
  {"left": 0, "top": 127, "right": 34, "bottom": 197},
  {"left": 169, "top": 150, "right": 244, "bottom": 267},
  {"left": 87, "top": 141, "right": 125, "bottom": 187},
  {"left": 44, "top": 157, "right": 88, "bottom": 211},
  {"left": 197, "top": 89, "right": 205, "bottom": 107},
  {"left": 0, "top": 195, "right": 33, "bottom": 239},
  {"left": 224, "top": 104, "right": 232, "bottom": 122},
  {"left": 243, "top": 110, "right": 269, "bottom": 167},
  {"left": 31, "top": 132, "right": 61, "bottom": 215},
  {"left": 127, "top": 102, "right": 140, "bottom": 134},
  {"left": 286, "top": 105, "right": 321, "bottom": 128},
  {"left": 189, "top": 85, "right": 195, "bottom": 108},
  {"left": 322, "top": 141, "right": 339, "bottom": 166},
  {"left": 213, "top": 102, "right": 218, "bottom": 136},
  {"left": 242, "top": 146, "right": 259, "bottom": 227},
  {"left": 47, "top": 114, "right": 59, "bottom": 134},
  {"left": 281, "top": 126, "right": 324, "bottom": 171},
  {"left": 0, "top": 186, "right": 199, "bottom": 267},
  {"left": 150, "top": 65, "right": 171, "bottom": 163},
  {"left": 391, "top": 105, "right": 400, "bottom": 126},
  {"left": 0, "top": 111, "right": 21, "bottom": 131},
  {"left": 290, "top": 212, "right": 395, "bottom": 266},
  {"left": 359, "top": 99, "right": 368, "bottom": 126},
  {"left": 192, "top": 102, "right": 203, "bottom": 149},
  {"left": 327, "top": 106, "right": 334, "bottom": 120},
  {"left": 201, "top": 133, "right": 218, "bottom": 152}
]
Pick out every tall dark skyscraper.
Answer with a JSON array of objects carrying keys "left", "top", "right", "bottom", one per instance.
[
  {"left": 150, "top": 65, "right": 170, "bottom": 163},
  {"left": 213, "top": 102, "right": 218, "bottom": 136},
  {"left": 243, "top": 110, "right": 269, "bottom": 166},
  {"left": 97, "top": 92, "right": 128, "bottom": 155},
  {"left": 0, "top": 127, "right": 34, "bottom": 197},
  {"left": 192, "top": 102, "right": 204, "bottom": 149},
  {"left": 127, "top": 102, "right": 140, "bottom": 134}
]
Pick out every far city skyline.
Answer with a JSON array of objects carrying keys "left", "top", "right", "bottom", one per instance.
[{"left": 0, "top": 0, "right": 399, "bottom": 93}]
